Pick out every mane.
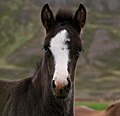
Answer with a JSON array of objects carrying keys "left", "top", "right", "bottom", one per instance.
[
  {"left": 32, "top": 60, "right": 42, "bottom": 78},
  {"left": 55, "top": 9, "right": 73, "bottom": 24}
]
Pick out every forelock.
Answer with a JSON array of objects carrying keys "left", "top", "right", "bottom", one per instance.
[{"left": 55, "top": 9, "right": 73, "bottom": 24}]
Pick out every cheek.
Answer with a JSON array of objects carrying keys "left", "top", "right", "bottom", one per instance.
[
  {"left": 68, "top": 57, "right": 78, "bottom": 81},
  {"left": 45, "top": 54, "right": 55, "bottom": 76}
]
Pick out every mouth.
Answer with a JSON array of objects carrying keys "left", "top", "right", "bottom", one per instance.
[
  {"left": 52, "top": 83, "right": 71, "bottom": 99},
  {"left": 56, "top": 95, "right": 67, "bottom": 99},
  {"left": 55, "top": 90, "right": 69, "bottom": 99}
]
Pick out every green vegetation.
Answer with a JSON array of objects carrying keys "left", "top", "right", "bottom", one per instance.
[
  {"left": 0, "top": 1, "right": 40, "bottom": 59},
  {"left": 75, "top": 101, "right": 109, "bottom": 110}
]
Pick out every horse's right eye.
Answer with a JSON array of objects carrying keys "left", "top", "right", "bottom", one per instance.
[{"left": 43, "top": 46, "right": 50, "bottom": 54}]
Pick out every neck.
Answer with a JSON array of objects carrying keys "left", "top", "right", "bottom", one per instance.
[{"left": 32, "top": 59, "right": 74, "bottom": 116}]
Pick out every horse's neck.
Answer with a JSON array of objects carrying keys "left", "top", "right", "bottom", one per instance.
[{"left": 33, "top": 60, "right": 74, "bottom": 116}]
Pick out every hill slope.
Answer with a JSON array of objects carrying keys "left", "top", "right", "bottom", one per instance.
[{"left": 0, "top": 0, "right": 120, "bottom": 100}]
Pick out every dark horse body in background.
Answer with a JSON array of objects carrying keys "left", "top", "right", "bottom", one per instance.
[{"left": 0, "top": 4, "right": 86, "bottom": 116}]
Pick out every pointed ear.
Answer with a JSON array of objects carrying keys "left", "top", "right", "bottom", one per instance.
[
  {"left": 73, "top": 4, "right": 86, "bottom": 33},
  {"left": 41, "top": 4, "right": 55, "bottom": 32}
]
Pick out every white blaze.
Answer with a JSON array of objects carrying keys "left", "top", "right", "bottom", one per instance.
[{"left": 50, "top": 29, "right": 70, "bottom": 86}]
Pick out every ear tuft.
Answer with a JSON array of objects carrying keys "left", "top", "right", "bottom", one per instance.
[
  {"left": 79, "top": 4, "right": 86, "bottom": 11},
  {"left": 43, "top": 3, "right": 49, "bottom": 9}
]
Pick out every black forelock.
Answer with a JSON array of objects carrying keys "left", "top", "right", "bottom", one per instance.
[{"left": 55, "top": 9, "right": 73, "bottom": 24}]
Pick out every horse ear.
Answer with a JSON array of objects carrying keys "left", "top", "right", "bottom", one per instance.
[
  {"left": 73, "top": 4, "right": 86, "bottom": 33},
  {"left": 41, "top": 4, "right": 55, "bottom": 32}
]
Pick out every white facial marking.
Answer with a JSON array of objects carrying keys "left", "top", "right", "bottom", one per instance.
[{"left": 50, "top": 29, "right": 70, "bottom": 86}]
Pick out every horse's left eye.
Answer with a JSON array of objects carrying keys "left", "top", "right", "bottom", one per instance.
[
  {"left": 75, "top": 49, "right": 82, "bottom": 56},
  {"left": 78, "top": 49, "right": 82, "bottom": 53},
  {"left": 76, "top": 50, "right": 80, "bottom": 56}
]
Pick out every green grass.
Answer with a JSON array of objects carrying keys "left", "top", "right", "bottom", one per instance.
[{"left": 75, "top": 101, "right": 109, "bottom": 111}]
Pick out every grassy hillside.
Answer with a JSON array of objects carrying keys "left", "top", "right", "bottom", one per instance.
[
  {"left": 75, "top": 101, "right": 109, "bottom": 110},
  {"left": 0, "top": 0, "right": 120, "bottom": 101}
]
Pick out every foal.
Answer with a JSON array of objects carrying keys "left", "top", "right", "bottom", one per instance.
[{"left": 0, "top": 4, "right": 86, "bottom": 116}]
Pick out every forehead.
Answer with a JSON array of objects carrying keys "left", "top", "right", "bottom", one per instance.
[
  {"left": 44, "top": 27, "right": 82, "bottom": 49},
  {"left": 50, "top": 29, "right": 69, "bottom": 49}
]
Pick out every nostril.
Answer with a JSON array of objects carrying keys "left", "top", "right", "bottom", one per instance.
[
  {"left": 52, "top": 80, "right": 56, "bottom": 89},
  {"left": 51, "top": 78, "right": 71, "bottom": 99},
  {"left": 52, "top": 78, "right": 71, "bottom": 92},
  {"left": 67, "top": 78, "right": 71, "bottom": 89},
  {"left": 61, "top": 78, "right": 71, "bottom": 95}
]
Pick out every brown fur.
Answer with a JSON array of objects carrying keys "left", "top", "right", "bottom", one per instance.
[{"left": 75, "top": 101, "right": 120, "bottom": 116}]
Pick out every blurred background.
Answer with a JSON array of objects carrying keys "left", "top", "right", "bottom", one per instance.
[{"left": 0, "top": 0, "right": 120, "bottom": 102}]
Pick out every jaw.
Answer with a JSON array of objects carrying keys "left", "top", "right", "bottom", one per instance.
[{"left": 56, "top": 95, "right": 68, "bottom": 99}]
